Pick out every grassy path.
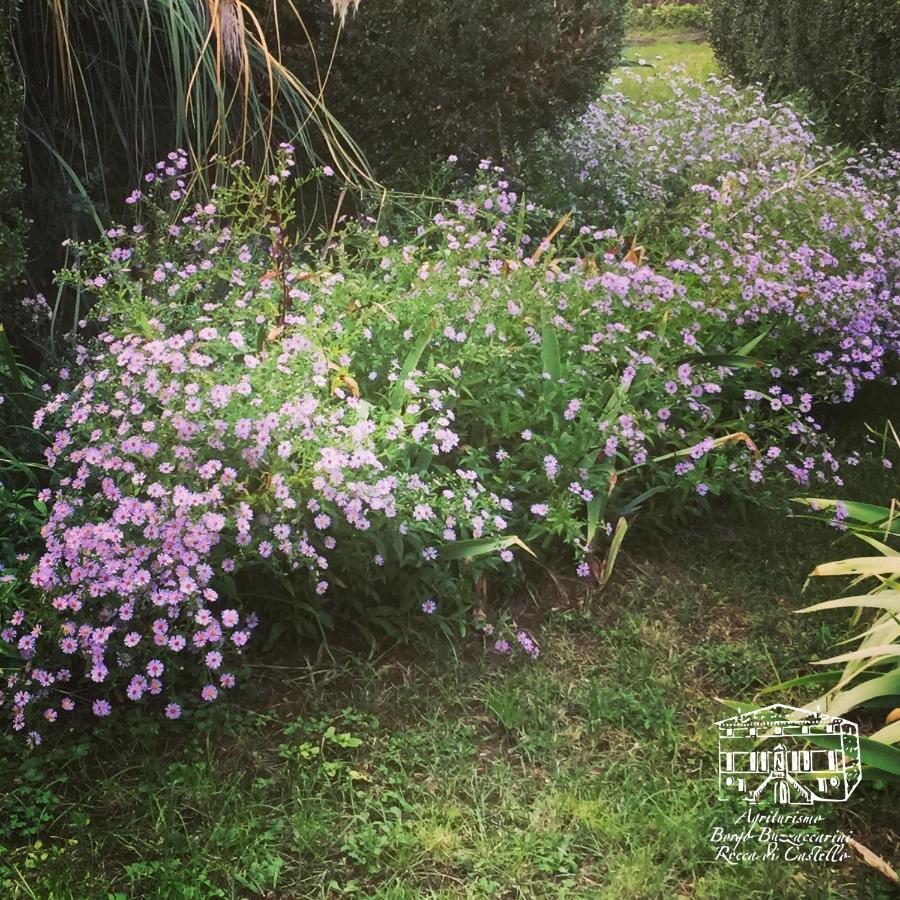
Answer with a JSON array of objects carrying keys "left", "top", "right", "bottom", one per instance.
[{"left": 3, "top": 501, "right": 897, "bottom": 898}]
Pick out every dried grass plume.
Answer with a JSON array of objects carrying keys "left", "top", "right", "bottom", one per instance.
[
  {"left": 332, "top": 0, "right": 360, "bottom": 23},
  {"left": 211, "top": 0, "right": 245, "bottom": 66}
]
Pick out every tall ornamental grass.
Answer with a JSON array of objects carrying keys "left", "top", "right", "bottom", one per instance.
[{"left": 10, "top": 0, "right": 369, "bottom": 290}]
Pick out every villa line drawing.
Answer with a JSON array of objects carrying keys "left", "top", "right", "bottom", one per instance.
[{"left": 717, "top": 703, "right": 861, "bottom": 806}]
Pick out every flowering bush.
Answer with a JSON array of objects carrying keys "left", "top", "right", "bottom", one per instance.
[
  {"left": 1, "top": 150, "right": 521, "bottom": 743},
  {"left": 3, "top": 74, "right": 899, "bottom": 743},
  {"left": 527, "top": 74, "right": 900, "bottom": 403}
]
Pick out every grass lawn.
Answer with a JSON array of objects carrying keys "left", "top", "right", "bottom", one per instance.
[
  {"left": 615, "top": 35, "right": 720, "bottom": 102},
  {"left": 3, "top": 488, "right": 898, "bottom": 898}
]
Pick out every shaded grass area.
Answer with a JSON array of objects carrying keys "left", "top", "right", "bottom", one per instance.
[{"left": 2, "top": 490, "right": 897, "bottom": 898}]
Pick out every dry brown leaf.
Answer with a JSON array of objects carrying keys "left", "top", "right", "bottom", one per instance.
[
  {"left": 331, "top": 373, "right": 360, "bottom": 398},
  {"left": 719, "top": 431, "right": 761, "bottom": 458},
  {"left": 886, "top": 708, "right": 900, "bottom": 725},
  {"left": 530, "top": 210, "right": 572, "bottom": 264},
  {"left": 847, "top": 837, "right": 900, "bottom": 886},
  {"left": 624, "top": 238, "right": 645, "bottom": 266},
  {"left": 341, "top": 374, "right": 360, "bottom": 398}
]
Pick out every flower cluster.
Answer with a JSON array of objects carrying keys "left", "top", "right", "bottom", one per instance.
[
  {"left": 1, "top": 150, "right": 514, "bottom": 741},
  {"left": 3, "top": 73, "right": 898, "bottom": 742},
  {"left": 528, "top": 74, "right": 899, "bottom": 411}
]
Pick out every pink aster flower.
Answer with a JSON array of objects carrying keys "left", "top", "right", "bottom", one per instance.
[
  {"left": 146, "top": 659, "right": 164, "bottom": 677},
  {"left": 201, "top": 684, "right": 218, "bottom": 702}
]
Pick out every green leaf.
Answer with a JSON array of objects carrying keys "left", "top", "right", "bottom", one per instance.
[
  {"left": 795, "top": 498, "right": 900, "bottom": 535},
  {"left": 756, "top": 670, "right": 846, "bottom": 694},
  {"left": 0, "top": 325, "right": 24, "bottom": 392},
  {"left": 810, "top": 667, "right": 900, "bottom": 720},
  {"left": 601, "top": 382, "right": 630, "bottom": 421},
  {"left": 618, "top": 485, "right": 668, "bottom": 517},
  {"left": 437, "top": 535, "right": 536, "bottom": 561},
  {"left": 736, "top": 325, "right": 772, "bottom": 356},
  {"left": 598, "top": 516, "right": 628, "bottom": 588},
  {"left": 586, "top": 493, "right": 604, "bottom": 549},
  {"left": 390, "top": 321, "right": 436, "bottom": 411},
  {"left": 540, "top": 324, "right": 562, "bottom": 385},
  {"left": 801, "top": 732, "right": 900, "bottom": 779},
  {"left": 413, "top": 447, "right": 434, "bottom": 472},
  {"left": 675, "top": 352, "right": 766, "bottom": 369}
]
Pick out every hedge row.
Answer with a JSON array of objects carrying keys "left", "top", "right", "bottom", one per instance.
[
  {"left": 0, "top": 0, "right": 25, "bottom": 290},
  {"left": 710, "top": 0, "right": 900, "bottom": 146},
  {"left": 708, "top": 0, "right": 900, "bottom": 147},
  {"left": 290, "top": 0, "right": 628, "bottom": 180}
]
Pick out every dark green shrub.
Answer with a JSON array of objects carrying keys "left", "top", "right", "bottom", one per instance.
[
  {"left": 0, "top": 0, "right": 25, "bottom": 290},
  {"left": 709, "top": 0, "right": 900, "bottom": 147},
  {"left": 293, "top": 0, "right": 628, "bottom": 180}
]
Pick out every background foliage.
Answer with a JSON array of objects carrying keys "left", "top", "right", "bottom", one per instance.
[
  {"left": 291, "top": 0, "right": 629, "bottom": 180},
  {"left": 0, "top": 0, "right": 25, "bottom": 291},
  {"left": 628, "top": 1, "right": 709, "bottom": 32},
  {"left": 708, "top": 0, "right": 900, "bottom": 147}
]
